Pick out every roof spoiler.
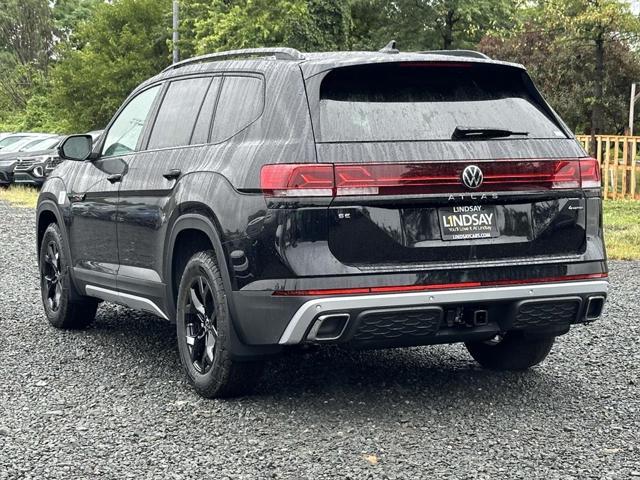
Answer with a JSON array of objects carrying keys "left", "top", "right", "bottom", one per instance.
[{"left": 420, "top": 50, "right": 491, "bottom": 60}]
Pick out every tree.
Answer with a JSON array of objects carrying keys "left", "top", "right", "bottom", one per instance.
[
  {"left": 480, "top": 0, "right": 640, "bottom": 142},
  {"left": 46, "top": 0, "right": 171, "bottom": 132},
  {"left": 389, "top": 0, "right": 518, "bottom": 50},
  {"left": 0, "top": 0, "right": 53, "bottom": 110},
  {"left": 51, "top": 0, "right": 103, "bottom": 40},
  {"left": 563, "top": 0, "right": 640, "bottom": 144},
  {"left": 193, "top": 0, "right": 351, "bottom": 53},
  {"left": 349, "top": 0, "right": 391, "bottom": 50}
]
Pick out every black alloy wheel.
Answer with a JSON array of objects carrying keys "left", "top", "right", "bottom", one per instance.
[
  {"left": 175, "top": 250, "right": 263, "bottom": 398},
  {"left": 183, "top": 274, "right": 218, "bottom": 374},
  {"left": 39, "top": 223, "right": 98, "bottom": 329},
  {"left": 42, "top": 241, "right": 63, "bottom": 312}
]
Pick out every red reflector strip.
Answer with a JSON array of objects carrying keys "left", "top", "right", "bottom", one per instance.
[
  {"left": 271, "top": 273, "right": 608, "bottom": 296},
  {"left": 398, "top": 62, "right": 474, "bottom": 68},
  {"left": 261, "top": 159, "right": 600, "bottom": 197}
]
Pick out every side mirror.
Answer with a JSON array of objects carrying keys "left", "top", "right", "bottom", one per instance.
[{"left": 58, "top": 135, "right": 93, "bottom": 161}]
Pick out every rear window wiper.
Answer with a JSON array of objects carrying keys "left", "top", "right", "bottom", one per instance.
[{"left": 452, "top": 126, "right": 529, "bottom": 140}]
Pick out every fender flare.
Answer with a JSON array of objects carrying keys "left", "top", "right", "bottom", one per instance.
[
  {"left": 164, "top": 213, "right": 234, "bottom": 318},
  {"left": 36, "top": 199, "right": 83, "bottom": 301},
  {"left": 165, "top": 213, "right": 271, "bottom": 358}
]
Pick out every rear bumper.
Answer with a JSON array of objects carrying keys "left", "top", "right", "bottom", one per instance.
[{"left": 231, "top": 280, "right": 609, "bottom": 348}]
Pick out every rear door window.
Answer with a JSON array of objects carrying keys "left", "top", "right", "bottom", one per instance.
[
  {"left": 191, "top": 77, "right": 222, "bottom": 145},
  {"left": 317, "top": 63, "right": 566, "bottom": 143},
  {"left": 211, "top": 76, "right": 264, "bottom": 143},
  {"left": 147, "top": 77, "right": 212, "bottom": 150}
]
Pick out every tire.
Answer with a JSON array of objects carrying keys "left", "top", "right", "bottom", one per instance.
[
  {"left": 175, "top": 250, "right": 263, "bottom": 398},
  {"left": 465, "top": 332, "right": 555, "bottom": 370},
  {"left": 39, "top": 223, "right": 98, "bottom": 329}
]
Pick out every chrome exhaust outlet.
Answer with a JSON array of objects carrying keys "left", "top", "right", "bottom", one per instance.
[
  {"left": 585, "top": 296, "right": 605, "bottom": 321},
  {"left": 307, "top": 313, "right": 350, "bottom": 342}
]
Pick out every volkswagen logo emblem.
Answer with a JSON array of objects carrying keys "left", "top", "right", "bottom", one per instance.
[{"left": 461, "top": 165, "right": 484, "bottom": 189}]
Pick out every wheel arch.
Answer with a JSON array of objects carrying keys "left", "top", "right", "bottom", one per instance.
[
  {"left": 36, "top": 200, "right": 66, "bottom": 256},
  {"left": 36, "top": 199, "right": 85, "bottom": 301},
  {"left": 165, "top": 213, "right": 234, "bottom": 320}
]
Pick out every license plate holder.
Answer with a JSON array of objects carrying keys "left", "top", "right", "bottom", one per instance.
[{"left": 438, "top": 205, "right": 499, "bottom": 241}]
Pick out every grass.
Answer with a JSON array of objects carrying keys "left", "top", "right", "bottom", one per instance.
[
  {"left": 0, "top": 184, "right": 38, "bottom": 208},
  {"left": 603, "top": 200, "right": 640, "bottom": 260},
  {"left": 0, "top": 185, "right": 638, "bottom": 259}
]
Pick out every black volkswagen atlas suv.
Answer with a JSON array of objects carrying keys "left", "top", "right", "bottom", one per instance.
[{"left": 37, "top": 48, "right": 609, "bottom": 398}]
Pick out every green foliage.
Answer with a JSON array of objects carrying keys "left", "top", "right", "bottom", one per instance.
[
  {"left": 0, "top": 0, "right": 640, "bottom": 138},
  {"left": 193, "top": 0, "right": 350, "bottom": 53},
  {"left": 480, "top": 0, "right": 640, "bottom": 135},
  {"left": 0, "top": 0, "right": 52, "bottom": 112},
  {"left": 51, "top": 0, "right": 103, "bottom": 40},
  {"left": 349, "top": 0, "right": 518, "bottom": 51},
  {"left": 349, "top": 0, "right": 390, "bottom": 50},
  {"left": 46, "top": 0, "right": 171, "bottom": 132}
]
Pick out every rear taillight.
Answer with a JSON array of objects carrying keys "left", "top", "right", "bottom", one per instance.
[
  {"left": 260, "top": 164, "right": 334, "bottom": 197},
  {"left": 261, "top": 159, "right": 601, "bottom": 197},
  {"left": 579, "top": 157, "right": 601, "bottom": 188}
]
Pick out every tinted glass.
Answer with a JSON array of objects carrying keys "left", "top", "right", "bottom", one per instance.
[
  {"left": 24, "top": 137, "right": 61, "bottom": 151},
  {"left": 102, "top": 85, "right": 160, "bottom": 157},
  {"left": 318, "top": 63, "right": 566, "bottom": 142},
  {"left": 19, "top": 138, "right": 49, "bottom": 151},
  {"left": 0, "top": 136, "right": 27, "bottom": 148},
  {"left": 191, "top": 77, "right": 221, "bottom": 145},
  {"left": 148, "top": 77, "right": 212, "bottom": 149},
  {"left": 211, "top": 76, "right": 264, "bottom": 143}
]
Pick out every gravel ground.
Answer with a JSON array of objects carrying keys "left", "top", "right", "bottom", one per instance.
[{"left": 0, "top": 200, "right": 639, "bottom": 480}]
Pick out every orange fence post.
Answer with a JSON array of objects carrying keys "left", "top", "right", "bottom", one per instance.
[
  {"left": 632, "top": 138, "right": 638, "bottom": 199},
  {"left": 603, "top": 137, "right": 611, "bottom": 199},
  {"left": 515, "top": 134, "right": 640, "bottom": 199},
  {"left": 611, "top": 137, "right": 620, "bottom": 199}
]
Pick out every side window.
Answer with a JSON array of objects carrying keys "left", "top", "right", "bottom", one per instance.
[
  {"left": 211, "top": 76, "right": 264, "bottom": 143},
  {"left": 102, "top": 85, "right": 160, "bottom": 157},
  {"left": 147, "top": 77, "right": 211, "bottom": 150},
  {"left": 191, "top": 77, "right": 222, "bottom": 145}
]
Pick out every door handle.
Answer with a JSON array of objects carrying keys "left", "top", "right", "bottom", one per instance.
[
  {"left": 107, "top": 173, "right": 122, "bottom": 184},
  {"left": 163, "top": 169, "right": 181, "bottom": 181}
]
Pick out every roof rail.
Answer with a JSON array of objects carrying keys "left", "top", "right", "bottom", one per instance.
[
  {"left": 162, "top": 47, "right": 305, "bottom": 72},
  {"left": 419, "top": 50, "right": 491, "bottom": 60}
]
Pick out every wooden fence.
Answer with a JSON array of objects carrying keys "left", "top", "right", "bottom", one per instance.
[{"left": 576, "top": 135, "right": 640, "bottom": 200}]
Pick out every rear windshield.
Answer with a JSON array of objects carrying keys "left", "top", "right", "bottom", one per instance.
[{"left": 317, "top": 63, "right": 566, "bottom": 143}]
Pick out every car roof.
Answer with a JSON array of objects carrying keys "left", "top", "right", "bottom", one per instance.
[
  {"left": 297, "top": 51, "right": 524, "bottom": 78},
  {"left": 139, "top": 49, "right": 525, "bottom": 92},
  {"left": 5, "top": 132, "right": 54, "bottom": 138}
]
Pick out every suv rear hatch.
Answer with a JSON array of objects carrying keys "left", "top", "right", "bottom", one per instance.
[{"left": 297, "top": 60, "right": 599, "bottom": 269}]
